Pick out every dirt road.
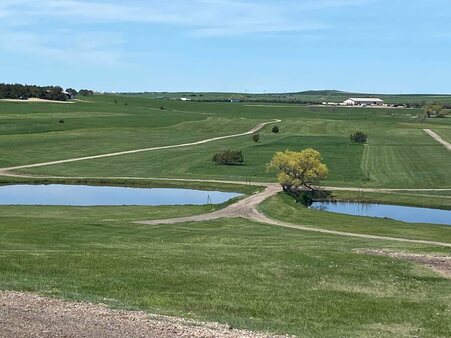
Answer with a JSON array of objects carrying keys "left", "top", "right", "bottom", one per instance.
[
  {"left": 0, "top": 120, "right": 280, "bottom": 173},
  {"left": 424, "top": 129, "right": 451, "bottom": 151},
  {"left": 137, "top": 184, "right": 451, "bottom": 248}
]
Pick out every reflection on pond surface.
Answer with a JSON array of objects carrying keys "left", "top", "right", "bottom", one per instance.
[
  {"left": 0, "top": 185, "right": 242, "bottom": 206},
  {"left": 311, "top": 201, "right": 451, "bottom": 226}
]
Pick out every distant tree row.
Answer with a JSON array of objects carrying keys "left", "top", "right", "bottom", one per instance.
[
  {"left": 79, "top": 89, "right": 95, "bottom": 96},
  {"left": 0, "top": 83, "right": 94, "bottom": 101}
]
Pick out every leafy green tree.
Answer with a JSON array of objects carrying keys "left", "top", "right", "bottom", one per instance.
[
  {"left": 79, "top": 89, "right": 94, "bottom": 96},
  {"left": 423, "top": 104, "right": 443, "bottom": 118},
  {"left": 267, "top": 148, "right": 328, "bottom": 191},
  {"left": 272, "top": 126, "right": 279, "bottom": 133},
  {"left": 350, "top": 131, "right": 368, "bottom": 143},
  {"left": 213, "top": 149, "right": 244, "bottom": 165},
  {"left": 252, "top": 133, "right": 260, "bottom": 142}
]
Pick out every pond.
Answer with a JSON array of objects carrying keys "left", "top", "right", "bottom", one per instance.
[
  {"left": 0, "top": 184, "right": 242, "bottom": 206},
  {"left": 311, "top": 201, "right": 451, "bottom": 226}
]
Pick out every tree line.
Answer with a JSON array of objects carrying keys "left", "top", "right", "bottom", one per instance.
[{"left": 0, "top": 83, "right": 94, "bottom": 101}]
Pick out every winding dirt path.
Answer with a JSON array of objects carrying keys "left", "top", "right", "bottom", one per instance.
[
  {"left": 137, "top": 184, "right": 451, "bottom": 248},
  {"left": 424, "top": 129, "right": 451, "bottom": 151},
  {"left": 0, "top": 120, "right": 280, "bottom": 172}
]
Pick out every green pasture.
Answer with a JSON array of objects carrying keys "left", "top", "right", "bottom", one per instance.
[
  {"left": 1, "top": 95, "right": 451, "bottom": 337},
  {"left": 1, "top": 96, "right": 448, "bottom": 188},
  {"left": 260, "top": 193, "right": 451, "bottom": 242},
  {"left": 0, "top": 205, "right": 450, "bottom": 338}
]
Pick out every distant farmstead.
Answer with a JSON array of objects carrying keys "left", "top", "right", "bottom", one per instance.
[{"left": 343, "top": 98, "right": 384, "bottom": 106}]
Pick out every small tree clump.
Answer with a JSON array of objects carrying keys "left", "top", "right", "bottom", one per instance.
[
  {"left": 59, "top": 119, "right": 64, "bottom": 124},
  {"left": 350, "top": 131, "right": 368, "bottom": 144},
  {"left": 252, "top": 133, "right": 260, "bottom": 143},
  {"left": 272, "top": 126, "right": 279, "bottom": 133},
  {"left": 213, "top": 149, "right": 244, "bottom": 165},
  {"left": 160, "top": 106, "right": 165, "bottom": 110}
]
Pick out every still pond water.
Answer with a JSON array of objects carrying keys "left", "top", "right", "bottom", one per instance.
[
  {"left": 0, "top": 185, "right": 242, "bottom": 206},
  {"left": 311, "top": 202, "right": 451, "bottom": 226}
]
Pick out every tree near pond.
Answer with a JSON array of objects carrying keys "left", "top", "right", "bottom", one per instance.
[{"left": 267, "top": 148, "right": 328, "bottom": 191}]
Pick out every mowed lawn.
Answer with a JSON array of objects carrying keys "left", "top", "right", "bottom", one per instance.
[
  {"left": 8, "top": 97, "right": 450, "bottom": 188},
  {"left": 0, "top": 205, "right": 450, "bottom": 338}
]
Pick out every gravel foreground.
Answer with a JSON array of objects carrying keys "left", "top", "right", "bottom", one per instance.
[{"left": 0, "top": 291, "right": 289, "bottom": 338}]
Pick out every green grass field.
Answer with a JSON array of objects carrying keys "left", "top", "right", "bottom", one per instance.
[
  {"left": 1, "top": 95, "right": 450, "bottom": 337},
  {"left": 1, "top": 205, "right": 450, "bottom": 337},
  {"left": 126, "top": 90, "right": 451, "bottom": 106},
  {"left": 260, "top": 193, "right": 451, "bottom": 242},
  {"left": 2, "top": 96, "right": 449, "bottom": 188}
]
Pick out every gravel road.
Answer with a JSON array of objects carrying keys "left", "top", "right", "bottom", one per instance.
[{"left": 0, "top": 291, "right": 288, "bottom": 338}]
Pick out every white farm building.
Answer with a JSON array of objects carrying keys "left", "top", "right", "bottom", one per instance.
[{"left": 343, "top": 98, "right": 384, "bottom": 106}]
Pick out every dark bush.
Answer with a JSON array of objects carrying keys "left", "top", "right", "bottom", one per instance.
[
  {"left": 213, "top": 149, "right": 244, "bottom": 165},
  {"left": 252, "top": 133, "right": 260, "bottom": 143},
  {"left": 350, "top": 131, "right": 368, "bottom": 143},
  {"left": 59, "top": 119, "right": 64, "bottom": 124},
  {"left": 272, "top": 126, "right": 279, "bottom": 133},
  {"left": 79, "top": 89, "right": 94, "bottom": 96},
  {"left": 160, "top": 106, "right": 165, "bottom": 110}
]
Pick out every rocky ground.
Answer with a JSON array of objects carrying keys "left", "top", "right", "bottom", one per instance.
[{"left": 0, "top": 291, "right": 289, "bottom": 338}]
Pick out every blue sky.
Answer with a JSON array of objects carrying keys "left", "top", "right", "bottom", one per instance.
[{"left": 1, "top": 0, "right": 450, "bottom": 93}]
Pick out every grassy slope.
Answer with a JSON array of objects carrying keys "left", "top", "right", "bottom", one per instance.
[
  {"left": 331, "top": 190, "right": 451, "bottom": 210},
  {"left": 260, "top": 193, "right": 451, "bottom": 243},
  {"left": 1, "top": 95, "right": 451, "bottom": 337},
  {"left": 0, "top": 205, "right": 450, "bottom": 337},
  {"left": 3, "top": 97, "right": 448, "bottom": 189}
]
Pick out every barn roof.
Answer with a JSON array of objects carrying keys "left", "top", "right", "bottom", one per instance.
[{"left": 348, "top": 97, "right": 384, "bottom": 102}]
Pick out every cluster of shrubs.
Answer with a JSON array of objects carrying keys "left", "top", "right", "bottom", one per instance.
[
  {"left": 213, "top": 149, "right": 244, "bottom": 165},
  {"left": 0, "top": 83, "right": 93, "bottom": 101},
  {"left": 350, "top": 131, "right": 368, "bottom": 144},
  {"left": 79, "top": 89, "right": 94, "bottom": 96},
  {"left": 0, "top": 83, "right": 67, "bottom": 101}
]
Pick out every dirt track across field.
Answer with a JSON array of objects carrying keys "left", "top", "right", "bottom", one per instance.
[
  {"left": 0, "top": 291, "right": 287, "bottom": 338},
  {"left": 137, "top": 184, "right": 451, "bottom": 248},
  {"left": 424, "top": 129, "right": 451, "bottom": 151},
  {"left": 0, "top": 120, "right": 280, "bottom": 172}
]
